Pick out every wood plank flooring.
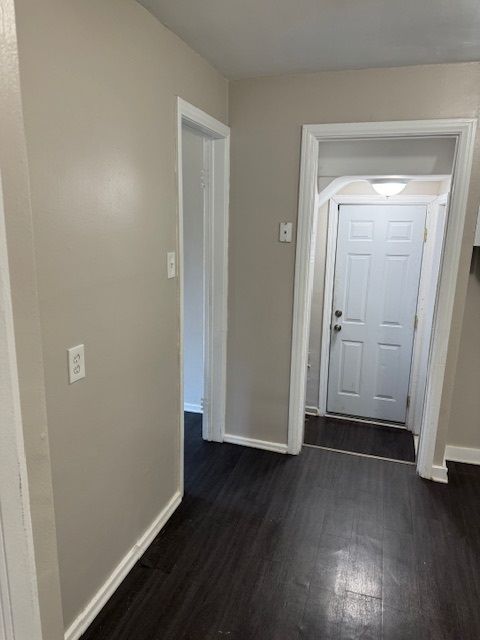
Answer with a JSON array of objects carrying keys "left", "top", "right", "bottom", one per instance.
[
  {"left": 81, "top": 412, "right": 480, "bottom": 639},
  {"left": 304, "top": 414, "right": 416, "bottom": 462}
]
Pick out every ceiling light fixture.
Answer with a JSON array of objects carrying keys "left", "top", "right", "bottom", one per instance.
[{"left": 370, "top": 179, "right": 408, "bottom": 197}]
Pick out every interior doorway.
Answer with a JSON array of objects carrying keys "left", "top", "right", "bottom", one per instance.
[
  {"left": 304, "top": 182, "right": 450, "bottom": 463},
  {"left": 311, "top": 184, "right": 451, "bottom": 429},
  {"left": 176, "top": 99, "right": 230, "bottom": 492},
  {"left": 288, "top": 119, "right": 477, "bottom": 483},
  {"left": 182, "top": 124, "right": 208, "bottom": 417}
]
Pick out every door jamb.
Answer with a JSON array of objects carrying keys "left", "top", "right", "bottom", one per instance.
[
  {"left": 0, "top": 177, "right": 44, "bottom": 639},
  {"left": 288, "top": 119, "right": 476, "bottom": 484},
  {"left": 177, "top": 98, "right": 230, "bottom": 493},
  {"left": 318, "top": 193, "right": 444, "bottom": 423},
  {"left": 317, "top": 197, "right": 339, "bottom": 416},
  {"left": 407, "top": 193, "right": 449, "bottom": 435}
]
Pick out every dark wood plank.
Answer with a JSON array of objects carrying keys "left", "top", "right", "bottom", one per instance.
[
  {"left": 304, "top": 414, "right": 416, "bottom": 462},
  {"left": 81, "top": 414, "right": 480, "bottom": 640},
  {"left": 344, "top": 534, "right": 383, "bottom": 599},
  {"left": 382, "top": 604, "right": 427, "bottom": 640},
  {"left": 341, "top": 592, "right": 382, "bottom": 640},
  {"left": 301, "top": 585, "right": 344, "bottom": 639}
]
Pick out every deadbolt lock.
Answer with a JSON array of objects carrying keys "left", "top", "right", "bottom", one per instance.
[{"left": 335, "top": 310, "right": 343, "bottom": 317}]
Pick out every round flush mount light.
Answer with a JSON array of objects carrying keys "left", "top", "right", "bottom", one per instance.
[{"left": 370, "top": 179, "right": 408, "bottom": 197}]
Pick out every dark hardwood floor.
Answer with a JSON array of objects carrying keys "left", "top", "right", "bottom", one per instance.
[
  {"left": 82, "top": 412, "right": 480, "bottom": 639},
  {"left": 304, "top": 414, "right": 416, "bottom": 462}
]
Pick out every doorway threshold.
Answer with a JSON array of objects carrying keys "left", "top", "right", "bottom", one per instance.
[
  {"left": 303, "top": 443, "right": 416, "bottom": 465},
  {"left": 304, "top": 414, "right": 415, "bottom": 463},
  {"left": 325, "top": 412, "right": 406, "bottom": 430}
]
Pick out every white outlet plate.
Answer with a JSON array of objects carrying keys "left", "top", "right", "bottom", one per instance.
[
  {"left": 279, "top": 222, "right": 293, "bottom": 243},
  {"left": 68, "top": 344, "right": 86, "bottom": 384},
  {"left": 167, "top": 251, "right": 176, "bottom": 279}
]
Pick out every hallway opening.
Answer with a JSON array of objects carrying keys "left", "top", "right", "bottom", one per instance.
[
  {"left": 303, "top": 177, "right": 451, "bottom": 463},
  {"left": 177, "top": 99, "right": 230, "bottom": 491},
  {"left": 288, "top": 120, "right": 476, "bottom": 485}
]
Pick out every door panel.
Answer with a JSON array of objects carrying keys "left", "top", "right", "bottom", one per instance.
[
  {"left": 381, "top": 255, "right": 408, "bottom": 324},
  {"left": 374, "top": 343, "right": 401, "bottom": 400},
  {"left": 339, "top": 340, "right": 363, "bottom": 395},
  {"left": 344, "top": 254, "right": 371, "bottom": 322},
  {"left": 327, "top": 204, "right": 426, "bottom": 423}
]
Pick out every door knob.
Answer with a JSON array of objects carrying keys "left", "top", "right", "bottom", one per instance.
[
  {"left": 333, "top": 324, "right": 342, "bottom": 332},
  {"left": 335, "top": 310, "right": 343, "bottom": 317}
]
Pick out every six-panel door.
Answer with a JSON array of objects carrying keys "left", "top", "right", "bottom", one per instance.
[{"left": 327, "top": 204, "right": 427, "bottom": 423}]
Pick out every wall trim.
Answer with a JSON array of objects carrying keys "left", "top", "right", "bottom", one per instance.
[
  {"left": 413, "top": 435, "right": 419, "bottom": 455},
  {"left": 184, "top": 402, "right": 203, "bottom": 414},
  {"left": 223, "top": 434, "right": 288, "bottom": 454},
  {"left": 288, "top": 118, "right": 477, "bottom": 489},
  {"left": 445, "top": 445, "right": 480, "bottom": 466},
  {"left": 305, "top": 406, "right": 320, "bottom": 416},
  {"left": 0, "top": 177, "right": 44, "bottom": 639},
  {"left": 407, "top": 196, "right": 448, "bottom": 436},
  {"left": 430, "top": 463, "right": 449, "bottom": 484},
  {"left": 317, "top": 198, "right": 338, "bottom": 416},
  {"left": 64, "top": 491, "right": 182, "bottom": 640}
]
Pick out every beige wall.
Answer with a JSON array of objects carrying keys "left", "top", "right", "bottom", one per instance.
[
  {"left": 228, "top": 63, "right": 480, "bottom": 462},
  {"left": 15, "top": 0, "right": 227, "bottom": 629},
  {"left": 448, "top": 256, "right": 480, "bottom": 449},
  {"left": 0, "top": 0, "right": 64, "bottom": 637}
]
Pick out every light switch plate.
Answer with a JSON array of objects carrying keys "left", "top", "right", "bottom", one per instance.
[
  {"left": 279, "top": 222, "right": 293, "bottom": 243},
  {"left": 167, "top": 251, "right": 176, "bottom": 279},
  {"left": 68, "top": 344, "right": 85, "bottom": 384}
]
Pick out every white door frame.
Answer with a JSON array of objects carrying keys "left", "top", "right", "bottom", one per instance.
[
  {"left": 317, "top": 192, "right": 447, "bottom": 430},
  {"left": 0, "top": 178, "right": 44, "bottom": 639},
  {"left": 407, "top": 193, "right": 449, "bottom": 435},
  {"left": 177, "top": 98, "right": 230, "bottom": 490},
  {"left": 288, "top": 119, "right": 476, "bottom": 484}
]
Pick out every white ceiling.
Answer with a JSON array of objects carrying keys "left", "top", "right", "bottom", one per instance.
[{"left": 138, "top": 0, "right": 480, "bottom": 79}]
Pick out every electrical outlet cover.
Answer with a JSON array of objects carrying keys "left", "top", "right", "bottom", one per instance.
[{"left": 68, "top": 344, "right": 85, "bottom": 384}]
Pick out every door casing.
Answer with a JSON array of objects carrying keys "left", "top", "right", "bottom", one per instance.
[
  {"left": 177, "top": 98, "right": 230, "bottom": 494},
  {"left": 288, "top": 119, "right": 477, "bottom": 484},
  {"left": 318, "top": 193, "right": 447, "bottom": 430},
  {"left": 0, "top": 177, "right": 44, "bottom": 639}
]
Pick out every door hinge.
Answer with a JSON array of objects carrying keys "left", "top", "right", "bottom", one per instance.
[
  {"left": 414, "top": 314, "right": 418, "bottom": 330},
  {"left": 406, "top": 395, "right": 411, "bottom": 409},
  {"left": 424, "top": 227, "right": 428, "bottom": 242}
]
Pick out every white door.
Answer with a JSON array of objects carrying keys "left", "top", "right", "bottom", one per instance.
[{"left": 327, "top": 204, "right": 426, "bottom": 423}]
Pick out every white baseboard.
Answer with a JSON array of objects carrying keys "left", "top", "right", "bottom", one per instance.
[
  {"left": 223, "top": 433, "right": 288, "bottom": 454},
  {"left": 184, "top": 403, "right": 203, "bottom": 414},
  {"left": 430, "top": 463, "right": 449, "bottom": 483},
  {"left": 445, "top": 445, "right": 480, "bottom": 466},
  {"left": 305, "top": 406, "right": 320, "bottom": 416},
  {"left": 65, "top": 490, "right": 182, "bottom": 640}
]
